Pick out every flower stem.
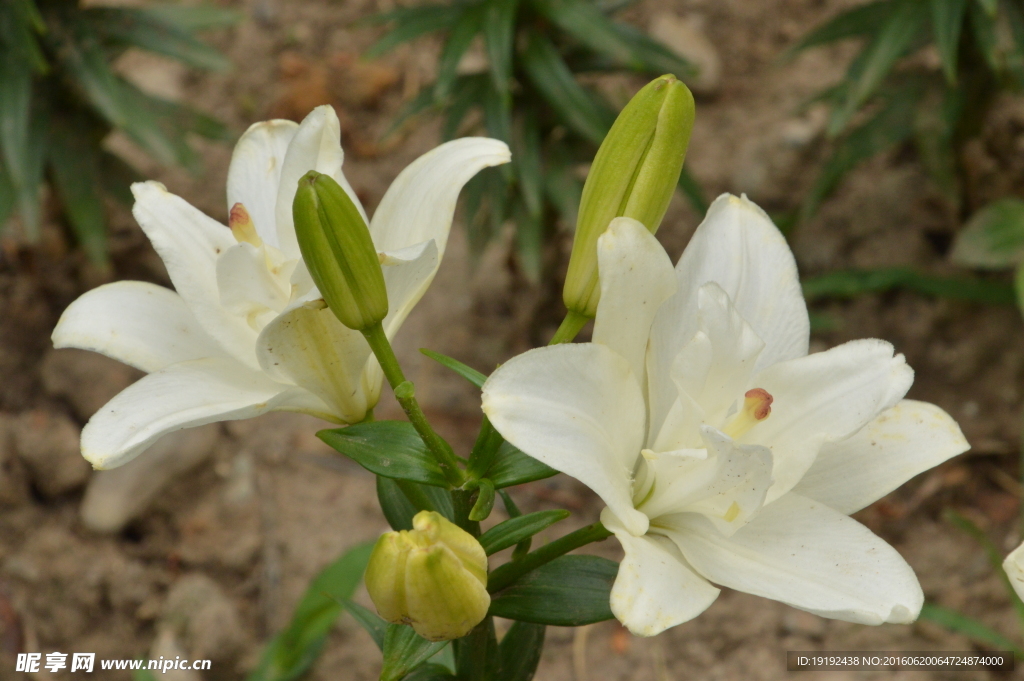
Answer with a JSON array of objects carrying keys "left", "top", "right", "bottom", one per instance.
[
  {"left": 486, "top": 522, "right": 613, "bottom": 593},
  {"left": 362, "top": 323, "right": 465, "bottom": 487},
  {"left": 548, "top": 309, "right": 589, "bottom": 345}
]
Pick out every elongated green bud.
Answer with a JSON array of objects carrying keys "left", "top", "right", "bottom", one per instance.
[
  {"left": 364, "top": 511, "right": 490, "bottom": 641},
  {"left": 293, "top": 171, "right": 388, "bottom": 330},
  {"left": 563, "top": 75, "right": 695, "bottom": 318}
]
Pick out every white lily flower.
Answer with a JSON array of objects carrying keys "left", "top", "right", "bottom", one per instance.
[
  {"left": 54, "top": 105, "right": 510, "bottom": 469},
  {"left": 483, "top": 194, "right": 969, "bottom": 636},
  {"left": 1004, "top": 543, "right": 1024, "bottom": 601}
]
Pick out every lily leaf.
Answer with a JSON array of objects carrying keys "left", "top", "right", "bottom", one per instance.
[
  {"left": 787, "top": 0, "right": 895, "bottom": 55},
  {"left": 376, "top": 476, "right": 456, "bottom": 531},
  {"left": 930, "top": 0, "right": 968, "bottom": 84},
  {"left": 420, "top": 348, "right": 487, "bottom": 388},
  {"left": 478, "top": 510, "right": 571, "bottom": 555},
  {"left": 489, "top": 555, "right": 617, "bottom": 626},
  {"left": 497, "top": 621, "right": 545, "bottom": 681},
  {"left": 84, "top": 7, "right": 230, "bottom": 71},
  {"left": 484, "top": 441, "right": 558, "bottom": 489},
  {"left": 802, "top": 267, "right": 1015, "bottom": 305},
  {"left": 951, "top": 198, "right": 1024, "bottom": 269},
  {"left": 381, "top": 624, "right": 448, "bottom": 681},
  {"left": 319, "top": 421, "right": 449, "bottom": 488},
  {"left": 342, "top": 599, "right": 387, "bottom": 650}
]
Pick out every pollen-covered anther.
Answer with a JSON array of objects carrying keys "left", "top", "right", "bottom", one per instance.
[
  {"left": 722, "top": 388, "right": 774, "bottom": 440},
  {"left": 229, "top": 202, "right": 262, "bottom": 247}
]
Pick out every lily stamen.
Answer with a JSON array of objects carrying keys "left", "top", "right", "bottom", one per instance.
[
  {"left": 229, "top": 202, "right": 262, "bottom": 247},
  {"left": 722, "top": 388, "right": 773, "bottom": 440}
]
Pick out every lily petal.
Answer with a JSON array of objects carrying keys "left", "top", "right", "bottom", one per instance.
[
  {"left": 482, "top": 343, "right": 649, "bottom": 536},
  {"left": 256, "top": 302, "right": 378, "bottom": 425},
  {"left": 131, "top": 182, "right": 261, "bottom": 367},
  {"left": 216, "top": 242, "right": 293, "bottom": 328},
  {"left": 593, "top": 217, "right": 676, "bottom": 388},
  {"left": 1003, "top": 542, "right": 1024, "bottom": 602},
  {"left": 369, "top": 137, "right": 511, "bottom": 257},
  {"left": 648, "top": 194, "right": 808, "bottom": 438},
  {"left": 52, "top": 281, "right": 229, "bottom": 373},
  {"left": 274, "top": 105, "right": 368, "bottom": 259},
  {"left": 81, "top": 358, "right": 308, "bottom": 469},
  {"left": 793, "top": 400, "right": 969, "bottom": 514},
  {"left": 747, "top": 339, "right": 913, "bottom": 503},
  {"left": 226, "top": 119, "right": 298, "bottom": 246},
  {"left": 380, "top": 240, "right": 439, "bottom": 339},
  {"left": 642, "top": 426, "right": 772, "bottom": 536},
  {"left": 602, "top": 508, "right": 719, "bottom": 636},
  {"left": 664, "top": 493, "right": 923, "bottom": 625}
]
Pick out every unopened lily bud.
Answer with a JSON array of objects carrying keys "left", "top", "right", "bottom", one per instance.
[
  {"left": 563, "top": 75, "right": 695, "bottom": 318},
  {"left": 293, "top": 171, "right": 388, "bottom": 330},
  {"left": 365, "top": 510, "right": 490, "bottom": 641}
]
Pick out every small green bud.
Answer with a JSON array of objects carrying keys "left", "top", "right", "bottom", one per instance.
[
  {"left": 563, "top": 75, "right": 695, "bottom": 318},
  {"left": 364, "top": 510, "right": 490, "bottom": 641},
  {"left": 293, "top": 171, "right": 388, "bottom": 330}
]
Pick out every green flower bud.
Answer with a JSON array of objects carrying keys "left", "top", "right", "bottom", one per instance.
[
  {"left": 365, "top": 510, "right": 490, "bottom": 641},
  {"left": 563, "top": 75, "right": 695, "bottom": 318},
  {"left": 293, "top": 171, "right": 388, "bottom": 330}
]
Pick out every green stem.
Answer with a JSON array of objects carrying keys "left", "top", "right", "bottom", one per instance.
[
  {"left": 487, "top": 522, "right": 613, "bottom": 593},
  {"left": 454, "top": 616, "right": 497, "bottom": 681},
  {"left": 362, "top": 323, "right": 464, "bottom": 487},
  {"left": 548, "top": 309, "right": 589, "bottom": 345}
]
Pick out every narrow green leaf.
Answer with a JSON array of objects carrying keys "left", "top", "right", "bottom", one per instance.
[
  {"left": 342, "top": 599, "right": 387, "bottom": 650},
  {"left": 381, "top": 625, "right": 448, "bottom": 681},
  {"left": 441, "top": 75, "right": 487, "bottom": 141},
  {"left": 489, "top": 555, "right": 617, "bottom": 626},
  {"left": 607, "top": 22, "right": 697, "bottom": 78},
  {"left": 0, "top": 47, "right": 46, "bottom": 236},
  {"left": 364, "top": 5, "right": 464, "bottom": 59},
  {"left": 802, "top": 267, "right": 1016, "bottom": 305},
  {"left": 930, "top": 0, "right": 968, "bottom": 84},
  {"left": 483, "top": 0, "right": 518, "bottom": 99},
  {"left": 951, "top": 198, "right": 1024, "bottom": 269},
  {"left": 378, "top": 476, "right": 419, "bottom": 531},
  {"left": 919, "top": 603, "right": 1023, "bottom": 653},
  {"left": 520, "top": 30, "right": 614, "bottom": 146},
  {"left": 913, "top": 83, "right": 964, "bottom": 207},
  {"left": 513, "top": 113, "right": 544, "bottom": 218},
  {"left": 98, "top": 150, "right": 142, "bottom": 205},
  {"left": 478, "top": 510, "right": 571, "bottom": 555},
  {"left": 434, "top": 7, "right": 483, "bottom": 101},
  {"left": 48, "top": 119, "right": 109, "bottom": 264},
  {"left": 398, "top": 479, "right": 456, "bottom": 522},
  {"left": 976, "top": 0, "right": 998, "bottom": 18},
  {"left": 0, "top": 161, "right": 16, "bottom": 229},
  {"left": 383, "top": 85, "right": 437, "bottom": 140},
  {"left": 497, "top": 621, "right": 545, "bottom": 681},
  {"left": 829, "top": 0, "right": 928, "bottom": 135},
  {"left": 787, "top": 1, "right": 896, "bottom": 55},
  {"left": 140, "top": 5, "right": 243, "bottom": 32},
  {"left": 469, "top": 478, "right": 496, "bottom": 522},
  {"left": 85, "top": 7, "right": 231, "bottom": 71},
  {"left": 1013, "top": 264, "right": 1024, "bottom": 318},
  {"left": 514, "top": 200, "right": 544, "bottom": 283},
  {"left": 318, "top": 421, "right": 450, "bottom": 488},
  {"left": 402, "top": 664, "right": 457, "bottom": 681},
  {"left": 419, "top": 348, "right": 487, "bottom": 388},
  {"left": 968, "top": 0, "right": 1002, "bottom": 73},
  {"left": 484, "top": 441, "right": 558, "bottom": 489},
  {"left": 248, "top": 542, "right": 374, "bottom": 681},
  {"left": 544, "top": 147, "right": 583, "bottom": 228},
  {"left": 1, "top": 0, "right": 47, "bottom": 72},
  {"left": 803, "top": 85, "right": 921, "bottom": 220}
]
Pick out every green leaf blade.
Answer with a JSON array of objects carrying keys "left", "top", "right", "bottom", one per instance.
[
  {"left": 318, "top": 421, "right": 450, "bottom": 487},
  {"left": 478, "top": 510, "right": 571, "bottom": 555},
  {"left": 951, "top": 198, "right": 1024, "bottom": 269},
  {"left": 930, "top": 0, "right": 968, "bottom": 84},
  {"left": 484, "top": 441, "right": 558, "bottom": 489},
  {"left": 488, "top": 555, "right": 617, "bottom": 626},
  {"left": 497, "top": 621, "right": 545, "bottom": 681},
  {"left": 381, "top": 625, "right": 448, "bottom": 681}
]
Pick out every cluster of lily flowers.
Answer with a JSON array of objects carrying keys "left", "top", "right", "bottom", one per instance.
[{"left": 57, "top": 71, "right": 1022, "bottom": 653}]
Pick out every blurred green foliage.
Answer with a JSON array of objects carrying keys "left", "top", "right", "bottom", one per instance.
[
  {"left": 367, "top": 0, "right": 705, "bottom": 281},
  {"left": 792, "top": 0, "right": 1024, "bottom": 222},
  {"left": 0, "top": 0, "right": 238, "bottom": 264}
]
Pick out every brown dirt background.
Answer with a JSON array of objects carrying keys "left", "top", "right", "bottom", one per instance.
[{"left": 2, "top": 0, "right": 1024, "bottom": 679}]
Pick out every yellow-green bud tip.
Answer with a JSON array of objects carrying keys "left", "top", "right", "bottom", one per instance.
[
  {"left": 364, "top": 511, "right": 490, "bottom": 641},
  {"left": 563, "top": 75, "right": 695, "bottom": 318},
  {"left": 292, "top": 171, "right": 388, "bottom": 331}
]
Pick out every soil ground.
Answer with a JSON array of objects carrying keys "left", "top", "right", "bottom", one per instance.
[{"left": 2, "top": 0, "right": 1024, "bottom": 679}]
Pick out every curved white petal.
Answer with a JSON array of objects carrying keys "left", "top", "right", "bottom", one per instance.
[
  {"left": 1003, "top": 542, "right": 1024, "bottom": 602},
  {"left": 216, "top": 242, "right": 293, "bottom": 327},
  {"left": 664, "top": 493, "right": 923, "bottom": 625},
  {"left": 380, "top": 240, "right": 439, "bottom": 339},
  {"left": 648, "top": 194, "right": 808, "bottom": 438},
  {"left": 593, "top": 218, "right": 676, "bottom": 387},
  {"left": 274, "top": 106, "right": 368, "bottom": 259},
  {"left": 602, "top": 509, "right": 719, "bottom": 636},
  {"left": 52, "top": 281, "right": 229, "bottom": 373},
  {"left": 256, "top": 302, "right": 378, "bottom": 424},
  {"left": 131, "top": 182, "right": 260, "bottom": 367},
  {"left": 642, "top": 426, "right": 772, "bottom": 536},
  {"left": 793, "top": 400, "right": 969, "bottom": 514},
  {"left": 82, "top": 358, "right": 304, "bottom": 469},
  {"left": 369, "top": 137, "right": 511, "bottom": 257},
  {"left": 482, "top": 343, "right": 649, "bottom": 535},
  {"left": 226, "top": 119, "right": 298, "bottom": 246},
  {"left": 747, "top": 339, "right": 914, "bottom": 503}
]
